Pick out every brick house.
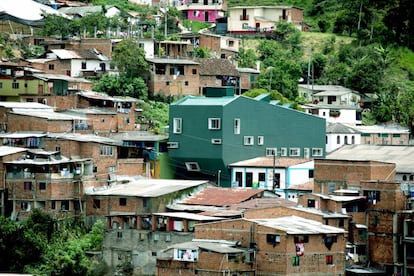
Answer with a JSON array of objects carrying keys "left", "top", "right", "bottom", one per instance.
[
  {"left": 156, "top": 40, "right": 194, "bottom": 58},
  {"left": 145, "top": 57, "right": 200, "bottom": 97},
  {"left": 4, "top": 149, "right": 93, "bottom": 221},
  {"left": 300, "top": 158, "right": 413, "bottom": 274},
  {"left": 25, "top": 48, "right": 111, "bottom": 78},
  {"left": 351, "top": 124, "right": 410, "bottom": 145},
  {"left": 157, "top": 240, "right": 255, "bottom": 276},
  {"left": 326, "top": 144, "right": 414, "bottom": 183},
  {"left": 0, "top": 146, "right": 28, "bottom": 216},
  {"left": 244, "top": 205, "right": 349, "bottom": 233},
  {"left": 44, "top": 133, "right": 143, "bottom": 187},
  {"left": 197, "top": 33, "right": 240, "bottom": 60},
  {"left": 25, "top": 37, "right": 113, "bottom": 59},
  {"left": 227, "top": 6, "right": 304, "bottom": 34},
  {"left": 158, "top": 216, "right": 346, "bottom": 275},
  {"left": 86, "top": 179, "right": 212, "bottom": 274},
  {"left": 75, "top": 91, "right": 138, "bottom": 132},
  {"left": 0, "top": 101, "right": 85, "bottom": 133},
  {"left": 0, "top": 132, "right": 46, "bottom": 149},
  {"left": 85, "top": 179, "right": 210, "bottom": 227},
  {"left": 238, "top": 67, "right": 260, "bottom": 92},
  {"left": 197, "top": 58, "right": 240, "bottom": 93},
  {"left": 0, "top": 62, "right": 91, "bottom": 102}
]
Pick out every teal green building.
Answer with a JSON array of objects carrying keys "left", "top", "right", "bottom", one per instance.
[{"left": 168, "top": 87, "right": 326, "bottom": 187}]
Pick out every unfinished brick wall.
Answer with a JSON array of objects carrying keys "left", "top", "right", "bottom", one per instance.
[
  {"left": 195, "top": 219, "right": 253, "bottom": 247},
  {"left": 7, "top": 113, "right": 72, "bottom": 132},
  {"left": 86, "top": 196, "right": 142, "bottom": 217},
  {"left": 314, "top": 160, "right": 396, "bottom": 194}
]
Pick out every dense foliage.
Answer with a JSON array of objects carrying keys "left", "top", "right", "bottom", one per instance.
[{"left": 0, "top": 210, "right": 106, "bottom": 275}]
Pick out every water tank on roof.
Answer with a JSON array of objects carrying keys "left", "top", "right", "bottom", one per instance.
[{"left": 204, "top": 86, "right": 235, "bottom": 97}]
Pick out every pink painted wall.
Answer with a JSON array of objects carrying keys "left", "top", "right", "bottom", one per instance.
[{"left": 187, "top": 10, "right": 220, "bottom": 22}]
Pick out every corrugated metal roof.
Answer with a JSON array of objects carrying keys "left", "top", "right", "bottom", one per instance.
[
  {"left": 313, "top": 90, "right": 352, "bottom": 96},
  {"left": 250, "top": 216, "right": 346, "bottom": 234},
  {"left": 171, "top": 95, "right": 238, "bottom": 106},
  {"left": 47, "top": 133, "right": 120, "bottom": 145},
  {"left": 181, "top": 187, "right": 264, "bottom": 206},
  {"left": 326, "top": 122, "right": 361, "bottom": 134},
  {"left": 146, "top": 58, "right": 199, "bottom": 65},
  {"left": 288, "top": 206, "right": 349, "bottom": 219},
  {"left": 0, "top": 102, "right": 52, "bottom": 109},
  {"left": 352, "top": 124, "right": 409, "bottom": 134},
  {"left": 153, "top": 212, "right": 225, "bottom": 221},
  {"left": 0, "top": 131, "right": 47, "bottom": 139},
  {"left": 312, "top": 193, "right": 366, "bottom": 202},
  {"left": 0, "top": 146, "right": 27, "bottom": 157},
  {"left": 299, "top": 84, "right": 353, "bottom": 92},
  {"left": 11, "top": 109, "right": 86, "bottom": 120},
  {"left": 167, "top": 240, "right": 246, "bottom": 254},
  {"left": 50, "top": 49, "right": 109, "bottom": 60},
  {"left": 327, "top": 144, "right": 414, "bottom": 173},
  {"left": 86, "top": 179, "right": 208, "bottom": 197},
  {"left": 0, "top": 0, "right": 66, "bottom": 21},
  {"left": 78, "top": 91, "right": 139, "bottom": 102},
  {"left": 32, "top": 73, "right": 92, "bottom": 83},
  {"left": 109, "top": 131, "right": 168, "bottom": 142},
  {"left": 302, "top": 103, "right": 361, "bottom": 110},
  {"left": 229, "top": 157, "right": 312, "bottom": 168},
  {"left": 238, "top": 67, "right": 260, "bottom": 74}
]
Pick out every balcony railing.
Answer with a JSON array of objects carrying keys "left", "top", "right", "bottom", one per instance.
[{"left": 240, "top": 15, "right": 249, "bottom": 21}]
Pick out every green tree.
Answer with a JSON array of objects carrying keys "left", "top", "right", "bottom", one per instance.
[
  {"left": 93, "top": 73, "right": 148, "bottom": 99},
  {"left": 111, "top": 38, "right": 148, "bottom": 78},
  {"left": 194, "top": 47, "right": 211, "bottom": 58},
  {"left": 40, "top": 13, "right": 73, "bottom": 38},
  {"left": 256, "top": 40, "right": 302, "bottom": 100},
  {"left": 237, "top": 48, "right": 257, "bottom": 68}
]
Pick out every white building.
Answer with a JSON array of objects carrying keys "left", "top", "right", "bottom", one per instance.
[
  {"left": 326, "top": 122, "right": 361, "bottom": 153},
  {"left": 228, "top": 156, "right": 314, "bottom": 201}
]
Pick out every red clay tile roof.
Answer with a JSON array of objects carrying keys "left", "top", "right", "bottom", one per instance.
[
  {"left": 196, "top": 58, "right": 240, "bottom": 76},
  {"left": 182, "top": 187, "right": 264, "bottom": 206},
  {"left": 287, "top": 180, "right": 314, "bottom": 191}
]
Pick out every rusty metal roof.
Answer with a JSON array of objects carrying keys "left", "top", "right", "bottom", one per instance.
[{"left": 181, "top": 187, "right": 264, "bottom": 206}]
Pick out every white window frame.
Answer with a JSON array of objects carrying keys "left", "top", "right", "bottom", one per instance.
[
  {"left": 312, "top": 148, "right": 323, "bottom": 157},
  {"left": 167, "top": 142, "right": 179, "bottom": 149},
  {"left": 100, "top": 145, "right": 114, "bottom": 156},
  {"left": 211, "top": 138, "right": 222, "bottom": 145},
  {"left": 257, "top": 136, "right": 264, "bottom": 145},
  {"left": 280, "top": 147, "right": 287, "bottom": 156},
  {"left": 304, "top": 147, "right": 310, "bottom": 158},
  {"left": 266, "top": 148, "right": 277, "bottom": 156},
  {"left": 173, "top": 118, "right": 182, "bottom": 134},
  {"left": 234, "top": 118, "right": 240, "bottom": 134},
  {"left": 208, "top": 118, "right": 221, "bottom": 130},
  {"left": 289, "top": 147, "right": 300, "bottom": 157},
  {"left": 243, "top": 136, "right": 254, "bottom": 145},
  {"left": 185, "top": 162, "right": 200, "bottom": 172}
]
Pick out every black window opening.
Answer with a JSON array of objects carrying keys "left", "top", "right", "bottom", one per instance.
[
  {"left": 246, "top": 172, "right": 253, "bottom": 187},
  {"left": 235, "top": 172, "right": 242, "bottom": 187}
]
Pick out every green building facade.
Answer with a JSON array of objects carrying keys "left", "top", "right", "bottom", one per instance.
[{"left": 168, "top": 87, "right": 326, "bottom": 187}]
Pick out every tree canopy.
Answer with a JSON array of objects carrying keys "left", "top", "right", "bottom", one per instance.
[{"left": 111, "top": 38, "right": 148, "bottom": 78}]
